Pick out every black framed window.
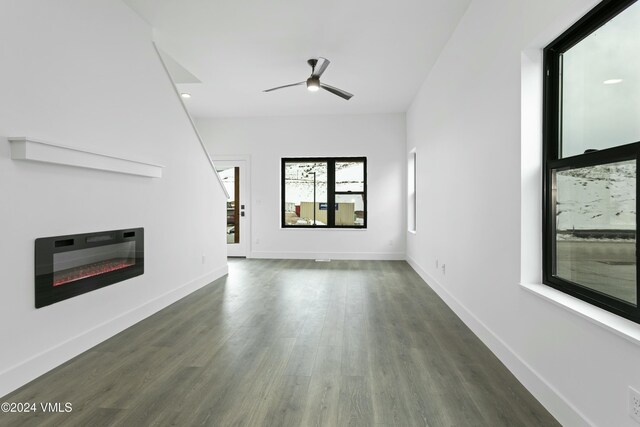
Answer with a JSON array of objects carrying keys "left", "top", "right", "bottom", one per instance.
[
  {"left": 282, "top": 157, "right": 367, "bottom": 228},
  {"left": 543, "top": 0, "right": 640, "bottom": 322}
]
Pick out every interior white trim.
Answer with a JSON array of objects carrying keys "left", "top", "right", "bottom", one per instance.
[
  {"left": 0, "top": 264, "right": 228, "bottom": 398},
  {"left": 152, "top": 42, "right": 229, "bottom": 198},
  {"left": 521, "top": 283, "right": 640, "bottom": 347},
  {"left": 250, "top": 251, "right": 404, "bottom": 260},
  {"left": 406, "top": 255, "right": 593, "bottom": 427},
  {"left": 8, "top": 137, "right": 164, "bottom": 178},
  {"left": 213, "top": 156, "right": 252, "bottom": 257}
]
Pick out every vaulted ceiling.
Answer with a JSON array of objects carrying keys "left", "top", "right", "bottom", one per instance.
[{"left": 124, "top": 0, "right": 471, "bottom": 118}]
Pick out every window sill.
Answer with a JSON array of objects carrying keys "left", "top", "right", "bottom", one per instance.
[
  {"left": 281, "top": 227, "right": 367, "bottom": 231},
  {"left": 520, "top": 283, "right": 640, "bottom": 346}
]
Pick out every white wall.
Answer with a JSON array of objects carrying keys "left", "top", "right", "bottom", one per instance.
[
  {"left": 0, "top": 0, "right": 228, "bottom": 397},
  {"left": 407, "top": 0, "right": 640, "bottom": 425},
  {"left": 197, "top": 114, "right": 406, "bottom": 260}
]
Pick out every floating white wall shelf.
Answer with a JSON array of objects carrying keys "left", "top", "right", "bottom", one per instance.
[{"left": 8, "top": 137, "right": 164, "bottom": 178}]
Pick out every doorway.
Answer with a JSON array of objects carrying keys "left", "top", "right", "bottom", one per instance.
[{"left": 215, "top": 159, "right": 250, "bottom": 257}]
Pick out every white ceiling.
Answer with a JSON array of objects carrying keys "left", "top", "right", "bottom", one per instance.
[{"left": 124, "top": 0, "right": 471, "bottom": 118}]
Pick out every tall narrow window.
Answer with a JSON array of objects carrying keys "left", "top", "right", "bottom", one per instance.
[
  {"left": 543, "top": 0, "right": 640, "bottom": 323},
  {"left": 282, "top": 157, "right": 367, "bottom": 228},
  {"left": 217, "top": 167, "right": 240, "bottom": 244},
  {"left": 408, "top": 150, "right": 417, "bottom": 233}
]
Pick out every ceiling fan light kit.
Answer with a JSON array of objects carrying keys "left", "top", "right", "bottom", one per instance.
[
  {"left": 306, "top": 76, "right": 320, "bottom": 92},
  {"left": 264, "top": 57, "right": 353, "bottom": 100}
]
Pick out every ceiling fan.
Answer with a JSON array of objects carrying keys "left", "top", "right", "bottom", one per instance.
[{"left": 263, "top": 57, "right": 354, "bottom": 100}]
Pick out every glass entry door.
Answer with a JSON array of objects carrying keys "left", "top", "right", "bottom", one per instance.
[
  {"left": 218, "top": 167, "right": 239, "bottom": 245},
  {"left": 215, "top": 160, "right": 249, "bottom": 257}
]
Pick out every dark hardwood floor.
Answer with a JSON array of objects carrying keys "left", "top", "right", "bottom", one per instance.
[{"left": 1, "top": 259, "right": 559, "bottom": 426}]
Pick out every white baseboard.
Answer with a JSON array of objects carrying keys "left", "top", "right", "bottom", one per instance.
[
  {"left": 0, "top": 264, "right": 228, "bottom": 398},
  {"left": 250, "top": 251, "right": 405, "bottom": 261},
  {"left": 405, "top": 256, "right": 592, "bottom": 427}
]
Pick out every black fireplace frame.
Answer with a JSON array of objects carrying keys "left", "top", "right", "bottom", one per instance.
[{"left": 35, "top": 228, "right": 144, "bottom": 308}]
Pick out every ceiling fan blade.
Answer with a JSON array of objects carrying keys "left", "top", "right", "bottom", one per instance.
[
  {"left": 263, "top": 81, "right": 305, "bottom": 92},
  {"left": 311, "top": 57, "right": 330, "bottom": 78},
  {"left": 320, "top": 83, "right": 353, "bottom": 100}
]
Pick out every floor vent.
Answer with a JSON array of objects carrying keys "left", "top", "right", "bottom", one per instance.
[{"left": 315, "top": 259, "right": 331, "bottom": 262}]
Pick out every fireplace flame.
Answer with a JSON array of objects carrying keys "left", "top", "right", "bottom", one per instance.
[{"left": 53, "top": 259, "right": 135, "bottom": 287}]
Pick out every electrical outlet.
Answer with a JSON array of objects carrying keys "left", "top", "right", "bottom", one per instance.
[
  {"left": 630, "top": 387, "right": 640, "bottom": 423},
  {"left": 436, "top": 259, "right": 439, "bottom": 269},
  {"left": 442, "top": 264, "right": 446, "bottom": 275},
  {"left": 201, "top": 255, "right": 206, "bottom": 264}
]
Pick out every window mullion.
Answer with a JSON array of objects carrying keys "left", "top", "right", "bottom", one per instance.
[
  {"left": 281, "top": 159, "right": 286, "bottom": 228},
  {"left": 327, "top": 161, "right": 336, "bottom": 227}
]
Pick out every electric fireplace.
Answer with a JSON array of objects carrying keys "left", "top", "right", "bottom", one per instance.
[{"left": 35, "top": 228, "right": 144, "bottom": 308}]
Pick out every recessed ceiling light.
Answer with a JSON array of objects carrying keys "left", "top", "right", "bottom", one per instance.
[
  {"left": 603, "top": 79, "right": 623, "bottom": 85},
  {"left": 180, "top": 93, "right": 192, "bottom": 98}
]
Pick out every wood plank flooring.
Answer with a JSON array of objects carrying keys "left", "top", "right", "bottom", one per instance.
[{"left": 1, "top": 259, "right": 559, "bottom": 426}]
